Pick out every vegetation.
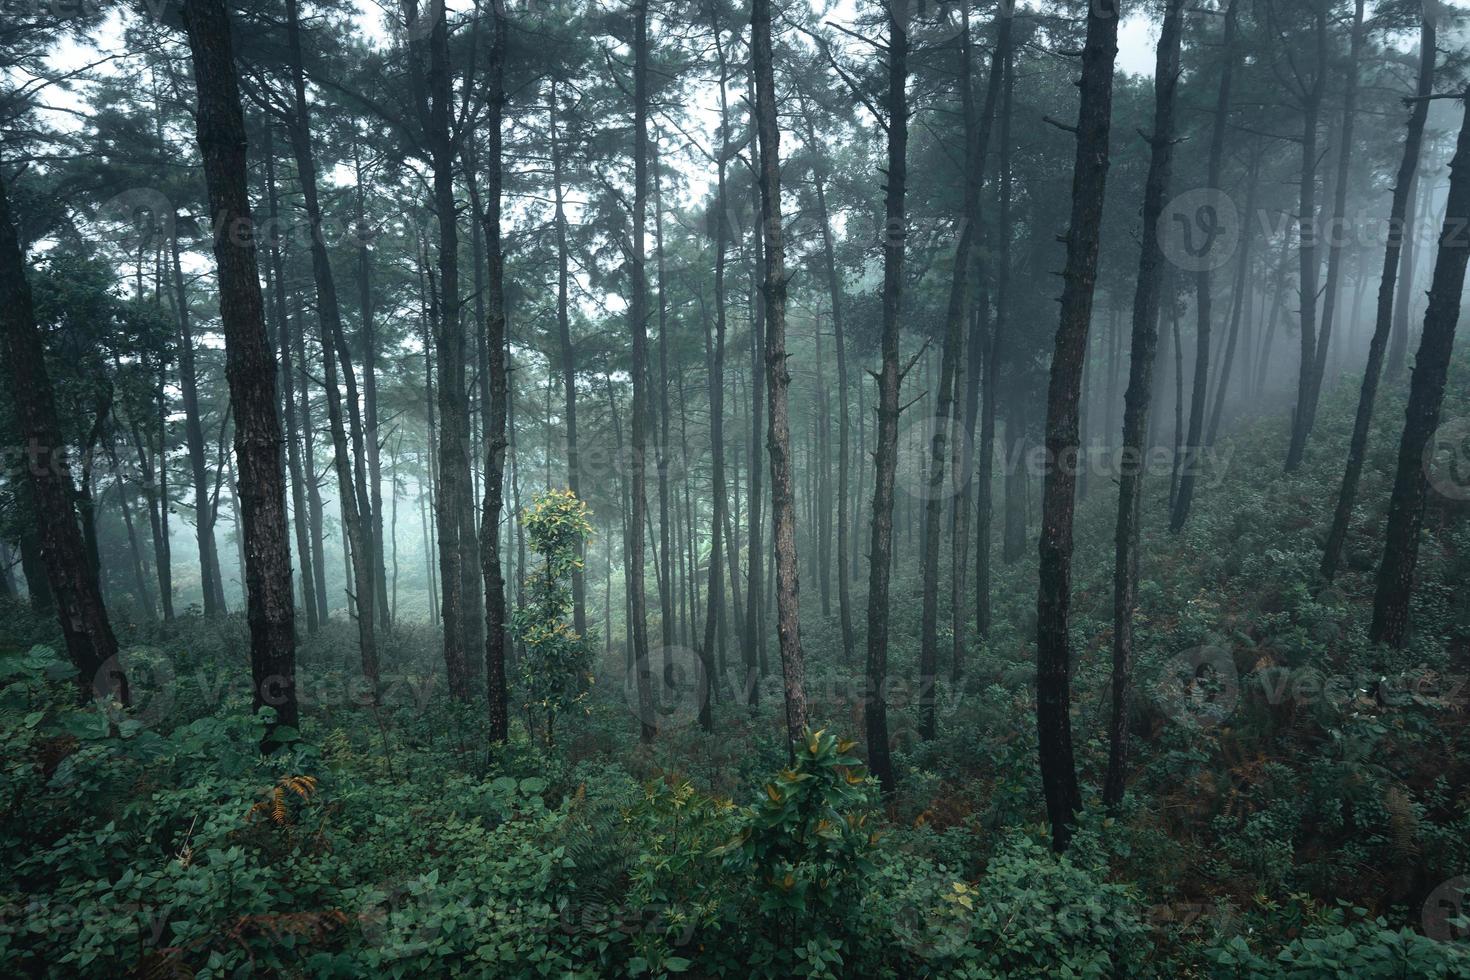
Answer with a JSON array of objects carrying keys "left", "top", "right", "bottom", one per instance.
[{"left": 1, "top": 0, "right": 1469, "bottom": 975}]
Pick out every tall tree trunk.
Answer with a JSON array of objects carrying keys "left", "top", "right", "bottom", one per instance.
[
  {"left": 110, "top": 437, "right": 157, "bottom": 619},
  {"left": 426, "top": 0, "right": 473, "bottom": 698},
  {"left": 1321, "top": 11, "right": 1436, "bottom": 582},
  {"left": 995, "top": 51, "right": 1021, "bottom": 576},
  {"left": 262, "top": 121, "right": 319, "bottom": 635},
  {"left": 1206, "top": 148, "right": 1260, "bottom": 445},
  {"left": 653, "top": 141, "right": 676, "bottom": 667},
  {"left": 284, "top": 0, "right": 376, "bottom": 683},
  {"left": 804, "top": 105, "right": 856, "bottom": 669},
  {"left": 293, "top": 286, "right": 329, "bottom": 625},
  {"left": 1282, "top": 7, "right": 1329, "bottom": 472},
  {"left": 923, "top": 6, "right": 1004, "bottom": 720},
  {"left": 478, "top": 0, "right": 510, "bottom": 742},
  {"left": 1035, "top": 0, "right": 1119, "bottom": 853},
  {"left": 353, "top": 145, "right": 390, "bottom": 632},
  {"left": 0, "top": 168, "right": 122, "bottom": 702},
  {"left": 700, "top": 1, "right": 734, "bottom": 728},
  {"left": 1370, "top": 97, "right": 1469, "bottom": 648},
  {"left": 1104, "top": 0, "right": 1184, "bottom": 810},
  {"left": 628, "top": 0, "right": 655, "bottom": 741},
  {"left": 1306, "top": 0, "right": 1365, "bottom": 428},
  {"left": 171, "top": 229, "right": 226, "bottom": 615},
  {"left": 1172, "top": 0, "right": 1238, "bottom": 527},
  {"left": 744, "top": 104, "right": 765, "bottom": 688},
  {"left": 549, "top": 77, "right": 586, "bottom": 637},
  {"left": 127, "top": 392, "right": 174, "bottom": 621},
  {"left": 752, "top": 0, "right": 808, "bottom": 747},
  {"left": 864, "top": 1, "right": 910, "bottom": 797},
  {"left": 180, "top": 0, "right": 299, "bottom": 744},
  {"left": 1387, "top": 139, "right": 1431, "bottom": 380}
]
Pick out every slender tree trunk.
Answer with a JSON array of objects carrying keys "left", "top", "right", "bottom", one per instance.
[
  {"left": 1283, "top": 8, "right": 1329, "bottom": 472},
  {"left": 1370, "top": 97, "right": 1469, "bottom": 648},
  {"left": 1307, "top": 0, "right": 1366, "bottom": 431},
  {"left": 752, "top": 0, "right": 807, "bottom": 747},
  {"left": 1387, "top": 142, "right": 1430, "bottom": 381},
  {"left": 1172, "top": 0, "right": 1238, "bottom": 527},
  {"left": 629, "top": 0, "right": 655, "bottom": 740},
  {"left": 353, "top": 145, "right": 390, "bottom": 632},
  {"left": 425, "top": 0, "right": 473, "bottom": 698},
  {"left": 181, "top": 0, "right": 298, "bottom": 744},
  {"left": 172, "top": 230, "right": 225, "bottom": 616},
  {"left": 478, "top": 0, "right": 510, "bottom": 742},
  {"left": 1321, "top": 12, "right": 1436, "bottom": 582},
  {"left": 549, "top": 77, "right": 587, "bottom": 637},
  {"left": 1206, "top": 149, "right": 1260, "bottom": 445},
  {"left": 1035, "top": 0, "right": 1119, "bottom": 853},
  {"left": 284, "top": 0, "right": 376, "bottom": 683},
  {"left": 864, "top": 1, "right": 910, "bottom": 797},
  {"left": 744, "top": 114, "right": 765, "bottom": 689},
  {"left": 262, "top": 122, "right": 319, "bottom": 635},
  {"left": 1104, "top": 0, "right": 1184, "bottom": 809},
  {"left": 0, "top": 169, "right": 122, "bottom": 702},
  {"left": 700, "top": 4, "right": 734, "bottom": 728},
  {"left": 804, "top": 107, "right": 857, "bottom": 669}
]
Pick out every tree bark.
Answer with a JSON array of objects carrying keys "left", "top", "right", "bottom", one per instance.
[
  {"left": 629, "top": 0, "right": 655, "bottom": 741},
  {"left": 284, "top": 0, "right": 376, "bottom": 683},
  {"left": 0, "top": 168, "right": 122, "bottom": 703},
  {"left": 864, "top": 1, "right": 910, "bottom": 797},
  {"left": 1370, "top": 95, "right": 1469, "bottom": 648},
  {"left": 425, "top": 0, "right": 474, "bottom": 698},
  {"left": 1035, "top": 0, "right": 1119, "bottom": 853},
  {"left": 478, "top": 0, "right": 510, "bottom": 742},
  {"left": 181, "top": 0, "right": 299, "bottom": 743},
  {"left": 1172, "top": 0, "right": 1238, "bottom": 527},
  {"left": 752, "top": 0, "right": 807, "bottom": 748},
  {"left": 1282, "top": 6, "right": 1329, "bottom": 473},
  {"left": 549, "top": 76, "right": 586, "bottom": 637},
  {"left": 1306, "top": 0, "right": 1366, "bottom": 430},
  {"left": 171, "top": 228, "right": 226, "bottom": 615},
  {"left": 261, "top": 121, "right": 319, "bottom": 635},
  {"left": 1104, "top": 0, "right": 1184, "bottom": 810},
  {"left": 1321, "top": 11, "right": 1436, "bottom": 582}
]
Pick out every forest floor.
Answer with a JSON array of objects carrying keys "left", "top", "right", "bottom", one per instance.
[{"left": 2, "top": 351, "right": 1469, "bottom": 977}]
